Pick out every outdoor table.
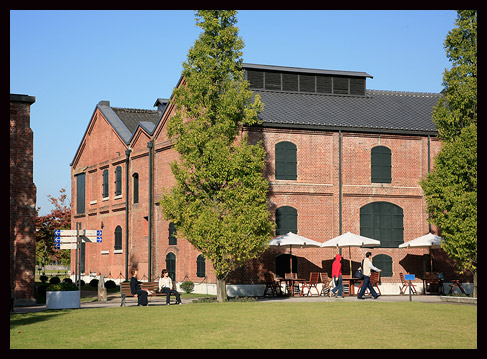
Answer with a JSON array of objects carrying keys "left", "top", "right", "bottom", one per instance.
[
  {"left": 341, "top": 275, "right": 361, "bottom": 296},
  {"left": 279, "top": 278, "right": 306, "bottom": 296}
]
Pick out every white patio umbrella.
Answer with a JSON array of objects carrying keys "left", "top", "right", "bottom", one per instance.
[
  {"left": 399, "top": 233, "right": 444, "bottom": 271},
  {"left": 320, "top": 232, "right": 381, "bottom": 274},
  {"left": 269, "top": 232, "right": 322, "bottom": 274}
]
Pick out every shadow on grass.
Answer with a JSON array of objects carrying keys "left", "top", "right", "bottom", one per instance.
[{"left": 10, "top": 310, "right": 68, "bottom": 330}]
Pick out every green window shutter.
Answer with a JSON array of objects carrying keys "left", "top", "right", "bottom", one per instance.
[
  {"left": 115, "top": 166, "right": 122, "bottom": 196},
  {"left": 372, "top": 254, "right": 393, "bottom": 277},
  {"left": 76, "top": 173, "right": 85, "bottom": 214},
  {"left": 165, "top": 252, "right": 176, "bottom": 281},
  {"left": 371, "top": 146, "right": 391, "bottom": 183},
  {"left": 360, "top": 203, "right": 373, "bottom": 239},
  {"left": 196, "top": 255, "right": 206, "bottom": 277},
  {"left": 360, "top": 202, "right": 403, "bottom": 248},
  {"left": 168, "top": 222, "right": 177, "bottom": 245},
  {"left": 102, "top": 169, "right": 109, "bottom": 198},
  {"left": 133, "top": 173, "right": 139, "bottom": 204},
  {"left": 275, "top": 141, "right": 297, "bottom": 180},
  {"left": 276, "top": 206, "right": 298, "bottom": 235},
  {"left": 114, "top": 225, "right": 122, "bottom": 250}
]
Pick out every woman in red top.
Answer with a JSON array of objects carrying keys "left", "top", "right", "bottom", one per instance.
[{"left": 331, "top": 254, "right": 343, "bottom": 298}]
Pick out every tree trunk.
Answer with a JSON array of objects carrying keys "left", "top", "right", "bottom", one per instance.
[
  {"left": 473, "top": 271, "right": 477, "bottom": 298},
  {"left": 216, "top": 277, "right": 227, "bottom": 303}
]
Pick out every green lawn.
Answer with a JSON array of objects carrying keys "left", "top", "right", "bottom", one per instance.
[{"left": 10, "top": 301, "right": 476, "bottom": 349}]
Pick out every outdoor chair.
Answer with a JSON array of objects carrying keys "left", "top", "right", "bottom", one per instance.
[
  {"left": 319, "top": 272, "right": 331, "bottom": 296},
  {"left": 399, "top": 272, "right": 418, "bottom": 295},
  {"left": 263, "top": 273, "right": 282, "bottom": 297},
  {"left": 300, "top": 272, "right": 320, "bottom": 296},
  {"left": 284, "top": 272, "right": 300, "bottom": 295}
]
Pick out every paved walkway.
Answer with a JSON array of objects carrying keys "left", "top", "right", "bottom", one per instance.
[{"left": 13, "top": 292, "right": 468, "bottom": 314}]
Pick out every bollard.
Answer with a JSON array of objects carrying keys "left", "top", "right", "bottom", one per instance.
[{"left": 98, "top": 275, "right": 107, "bottom": 302}]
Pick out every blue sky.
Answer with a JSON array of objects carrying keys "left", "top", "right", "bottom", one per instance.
[{"left": 10, "top": 10, "right": 457, "bottom": 215}]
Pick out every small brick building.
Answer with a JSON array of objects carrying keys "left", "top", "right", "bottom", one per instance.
[
  {"left": 70, "top": 64, "right": 461, "bottom": 295},
  {"left": 10, "top": 94, "right": 37, "bottom": 306}
]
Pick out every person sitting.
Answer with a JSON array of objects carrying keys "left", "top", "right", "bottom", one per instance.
[
  {"left": 158, "top": 269, "right": 182, "bottom": 305},
  {"left": 130, "top": 269, "right": 150, "bottom": 306}
]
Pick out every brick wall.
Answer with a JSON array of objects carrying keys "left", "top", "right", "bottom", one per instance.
[
  {"left": 10, "top": 94, "right": 37, "bottom": 306},
  {"left": 72, "top": 101, "right": 462, "bottom": 289}
]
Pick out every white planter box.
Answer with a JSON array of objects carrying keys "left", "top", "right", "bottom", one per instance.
[{"left": 46, "top": 291, "right": 81, "bottom": 309}]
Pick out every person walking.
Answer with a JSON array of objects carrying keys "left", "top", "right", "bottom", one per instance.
[
  {"left": 357, "top": 252, "right": 381, "bottom": 300},
  {"left": 330, "top": 254, "right": 344, "bottom": 298}
]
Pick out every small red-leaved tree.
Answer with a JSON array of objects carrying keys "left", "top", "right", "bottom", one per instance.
[{"left": 35, "top": 188, "right": 71, "bottom": 272}]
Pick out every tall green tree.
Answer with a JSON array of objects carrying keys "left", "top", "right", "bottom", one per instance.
[
  {"left": 159, "top": 10, "right": 274, "bottom": 302},
  {"left": 420, "top": 10, "right": 477, "bottom": 296}
]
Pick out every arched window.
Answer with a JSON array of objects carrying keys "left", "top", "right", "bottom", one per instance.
[
  {"left": 196, "top": 255, "right": 206, "bottom": 277},
  {"left": 371, "top": 146, "right": 391, "bottom": 183},
  {"left": 275, "top": 141, "right": 297, "bottom": 180},
  {"left": 372, "top": 254, "right": 393, "bottom": 277},
  {"left": 115, "top": 166, "right": 122, "bottom": 196},
  {"left": 133, "top": 173, "right": 139, "bottom": 204},
  {"left": 114, "top": 225, "right": 122, "bottom": 251},
  {"left": 275, "top": 206, "right": 298, "bottom": 235},
  {"left": 102, "top": 169, "right": 109, "bottom": 198},
  {"left": 165, "top": 252, "right": 176, "bottom": 281},
  {"left": 360, "top": 202, "right": 403, "bottom": 248}
]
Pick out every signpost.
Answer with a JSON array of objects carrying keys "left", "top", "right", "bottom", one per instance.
[
  {"left": 405, "top": 274, "right": 415, "bottom": 302},
  {"left": 54, "top": 228, "right": 102, "bottom": 288}
]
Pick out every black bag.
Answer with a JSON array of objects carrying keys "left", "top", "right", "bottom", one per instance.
[
  {"left": 355, "top": 269, "right": 363, "bottom": 279},
  {"left": 355, "top": 259, "right": 364, "bottom": 279}
]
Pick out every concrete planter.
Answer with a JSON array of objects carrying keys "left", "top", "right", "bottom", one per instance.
[{"left": 46, "top": 290, "right": 80, "bottom": 309}]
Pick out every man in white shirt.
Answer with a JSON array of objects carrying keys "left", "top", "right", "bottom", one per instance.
[{"left": 357, "top": 252, "right": 381, "bottom": 300}]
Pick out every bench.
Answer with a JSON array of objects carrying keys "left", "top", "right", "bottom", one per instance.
[{"left": 120, "top": 281, "right": 178, "bottom": 306}]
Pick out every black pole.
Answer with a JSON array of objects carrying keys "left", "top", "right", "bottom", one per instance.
[
  {"left": 147, "top": 141, "right": 154, "bottom": 281},
  {"left": 125, "top": 148, "right": 131, "bottom": 281}
]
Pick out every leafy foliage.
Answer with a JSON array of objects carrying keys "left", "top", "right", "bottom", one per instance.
[
  {"left": 159, "top": 11, "right": 275, "bottom": 300},
  {"left": 35, "top": 188, "right": 71, "bottom": 269},
  {"left": 421, "top": 11, "right": 477, "bottom": 277},
  {"left": 432, "top": 10, "right": 477, "bottom": 142}
]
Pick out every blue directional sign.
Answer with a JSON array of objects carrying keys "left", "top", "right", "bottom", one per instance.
[{"left": 405, "top": 274, "right": 415, "bottom": 281}]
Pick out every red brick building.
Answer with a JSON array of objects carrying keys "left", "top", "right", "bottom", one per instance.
[
  {"left": 70, "top": 64, "right": 461, "bottom": 295},
  {"left": 10, "top": 94, "right": 37, "bottom": 306}
]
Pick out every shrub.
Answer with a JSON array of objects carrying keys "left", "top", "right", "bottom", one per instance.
[
  {"left": 39, "top": 275, "right": 48, "bottom": 283},
  {"left": 89, "top": 279, "right": 99, "bottom": 287},
  {"left": 63, "top": 278, "right": 73, "bottom": 284},
  {"left": 180, "top": 281, "right": 194, "bottom": 294},
  {"left": 49, "top": 276, "right": 61, "bottom": 285},
  {"left": 105, "top": 280, "right": 117, "bottom": 289},
  {"left": 47, "top": 282, "right": 79, "bottom": 291}
]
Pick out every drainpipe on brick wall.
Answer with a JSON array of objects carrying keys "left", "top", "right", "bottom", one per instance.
[
  {"left": 147, "top": 140, "right": 154, "bottom": 281},
  {"left": 125, "top": 148, "right": 132, "bottom": 281},
  {"left": 427, "top": 135, "right": 431, "bottom": 233},
  {"left": 338, "top": 130, "right": 343, "bottom": 236}
]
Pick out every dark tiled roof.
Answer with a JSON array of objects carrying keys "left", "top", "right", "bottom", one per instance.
[
  {"left": 111, "top": 107, "right": 161, "bottom": 136},
  {"left": 96, "top": 100, "right": 162, "bottom": 144},
  {"left": 254, "top": 89, "right": 441, "bottom": 134}
]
